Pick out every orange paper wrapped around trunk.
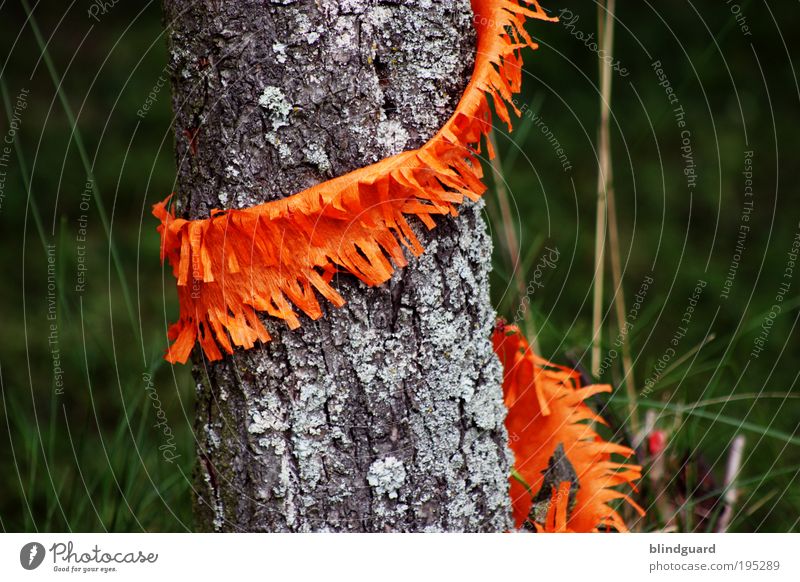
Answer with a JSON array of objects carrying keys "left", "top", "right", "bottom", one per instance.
[{"left": 153, "top": 0, "right": 556, "bottom": 364}]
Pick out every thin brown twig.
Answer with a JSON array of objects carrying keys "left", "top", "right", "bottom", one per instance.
[
  {"left": 591, "top": 0, "right": 616, "bottom": 379},
  {"left": 593, "top": 2, "right": 637, "bottom": 433},
  {"left": 605, "top": 154, "right": 639, "bottom": 433}
]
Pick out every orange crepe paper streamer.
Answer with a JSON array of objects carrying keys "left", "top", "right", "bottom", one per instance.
[
  {"left": 493, "top": 322, "right": 645, "bottom": 532},
  {"left": 153, "top": 0, "right": 556, "bottom": 364},
  {"left": 533, "top": 481, "right": 573, "bottom": 533}
]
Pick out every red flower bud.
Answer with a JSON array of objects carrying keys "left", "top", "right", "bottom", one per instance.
[{"left": 648, "top": 430, "right": 667, "bottom": 456}]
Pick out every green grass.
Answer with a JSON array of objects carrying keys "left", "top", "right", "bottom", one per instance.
[{"left": 1, "top": 1, "right": 194, "bottom": 531}]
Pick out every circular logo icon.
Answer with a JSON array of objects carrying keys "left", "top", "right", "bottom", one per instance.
[{"left": 19, "top": 542, "right": 46, "bottom": 570}]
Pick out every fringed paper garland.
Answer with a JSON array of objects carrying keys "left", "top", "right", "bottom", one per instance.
[
  {"left": 493, "top": 322, "right": 645, "bottom": 532},
  {"left": 153, "top": 0, "right": 556, "bottom": 364}
]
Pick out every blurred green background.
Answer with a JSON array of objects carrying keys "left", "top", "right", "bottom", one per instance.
[{"left": 0, "top": 0, "right": 797, "bottom": 532}]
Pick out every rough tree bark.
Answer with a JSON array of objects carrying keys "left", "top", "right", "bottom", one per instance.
[{"left": 162, "top": 0, "right": 512, "bottom": 532}]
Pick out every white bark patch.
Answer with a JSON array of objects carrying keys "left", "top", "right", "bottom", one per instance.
[
  {"left": 303, "top": 142, "right": 332, "bottom": 174},
  {"left": 272, "top": 42, "right": 287, "bottom": 64},
  {"left": 258, "top": 86, "right": 292, "bottom": 131},
  {"left": 265, "top": 131, "right": 293, "bottom": 162},
  {"left": 368, "top": 457, "right": 407, "bottom": 499},
  {"left": 377, "top": 119, "right": 410, "bottom": 156}
]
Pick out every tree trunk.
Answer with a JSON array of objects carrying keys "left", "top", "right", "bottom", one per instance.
[{"left": 162, "top": 0, "right": 512, "bottom": 532}]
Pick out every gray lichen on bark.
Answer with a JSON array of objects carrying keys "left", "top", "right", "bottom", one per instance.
[{"left": 162, "top": 0, "right": 513, "bottom": 531}]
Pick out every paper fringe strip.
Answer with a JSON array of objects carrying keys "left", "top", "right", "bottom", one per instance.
[
  {"left": 493, "top": 322, "right": 644, "bottom": 532},
  {"left": 153, "top": 0, "right": 556, "bottom": 364}
]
